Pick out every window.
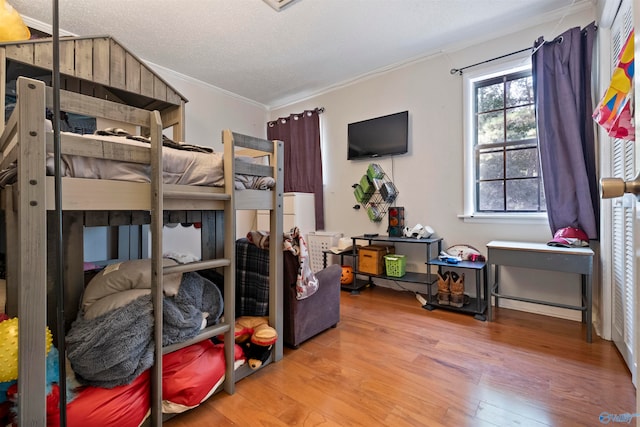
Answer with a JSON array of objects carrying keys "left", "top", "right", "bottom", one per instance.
[{"left": 463, "top": 62, "right": 546, "bottom": 221}]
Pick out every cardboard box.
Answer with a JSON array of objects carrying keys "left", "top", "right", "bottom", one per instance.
[{"left": 358, "top": 245, "right": 395, "bottom": 275}]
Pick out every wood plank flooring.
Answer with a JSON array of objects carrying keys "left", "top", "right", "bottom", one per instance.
[{"left": 164, "top": 286, "right": 635, "bottom": 427}]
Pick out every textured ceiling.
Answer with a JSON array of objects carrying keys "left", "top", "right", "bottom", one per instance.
[{"left": 12, "top": 0, "right": 587, "bottom": 108}]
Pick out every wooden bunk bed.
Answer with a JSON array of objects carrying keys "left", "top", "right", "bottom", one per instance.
[{"left": 0, "top": 36, "right": 283, "bottom": 426}]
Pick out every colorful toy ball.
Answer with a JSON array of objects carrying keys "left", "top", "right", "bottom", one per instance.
[
  {"left": 340, "top": 265, "right": 354, "bottom": 285},
  {"left": 0, "top": 317, "right": 53, "bottom": 382}
]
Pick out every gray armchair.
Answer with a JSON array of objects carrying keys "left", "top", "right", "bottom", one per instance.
[{"left": 283, "top": 251, "right": 341, "bottom": 348}]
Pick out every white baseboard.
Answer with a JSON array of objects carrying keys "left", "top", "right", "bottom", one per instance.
[
  {"left": 494, "top": 299, "right": 582, "bottom": 322},
  {"left": 372, "top": 281, "right": 584, "bottom": 323}
]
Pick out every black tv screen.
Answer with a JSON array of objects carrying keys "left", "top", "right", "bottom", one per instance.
[{"left": 347, "top": 111, "right": 408, "bottom": 160}]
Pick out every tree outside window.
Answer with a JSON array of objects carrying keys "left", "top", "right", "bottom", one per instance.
[{"left": 474, "top": 70, "right": 545, "bottom": 213}]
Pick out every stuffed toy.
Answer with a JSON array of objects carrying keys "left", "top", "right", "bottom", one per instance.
[
  {"left": 234, "top": 316, "right": 277, "bottom": 370},
  {"left": 0, "top": 0, "right": 31, "bottom": 42}
]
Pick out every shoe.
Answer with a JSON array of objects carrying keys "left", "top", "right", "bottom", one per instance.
[
  {"left": 449, "top": 272, "right": 465, "bottom": 308},
  {"left": 437, "top": 271, "right": 450, "bottom": 305}
]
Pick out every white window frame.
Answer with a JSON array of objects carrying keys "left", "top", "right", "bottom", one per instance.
[{"left": 460, "top": 58, "right": 548, "bottom": 225}]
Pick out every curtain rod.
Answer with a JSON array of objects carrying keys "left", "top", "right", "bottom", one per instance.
[
  {"left": 451, "top": 23, "right": 598, "bottom": 76},
  {"left": 275, "top": 107, "right": 324, "bottom": 116},
  {"left": 450, "top": 46, "right": 531, "bottom": 75},
  {"left": 267, "top": 107, "right": 324, "bottom": 126}
]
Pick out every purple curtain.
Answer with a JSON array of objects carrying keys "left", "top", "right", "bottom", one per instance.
[
  {"left": 532, "top": 22, "right": 599, "bottom": 240},
  {"left": 267, "top": 110, "right": 324, "bottom": 230}
]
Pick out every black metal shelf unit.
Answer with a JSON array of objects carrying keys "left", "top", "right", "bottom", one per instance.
[
  {"left": 425, "top": 258, "right": 488, "bottom": 321},
  {"left": 348, "top": 235, "right": 442, "bottom": 294}
]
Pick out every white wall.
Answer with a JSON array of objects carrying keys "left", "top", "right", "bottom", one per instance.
[{"left": 269, "top": 6, "right": 598, "bottom": 321}]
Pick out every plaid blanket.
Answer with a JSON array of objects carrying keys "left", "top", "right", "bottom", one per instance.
[{"left": 236, "top": 238, "right": 270, "bottom": 317}]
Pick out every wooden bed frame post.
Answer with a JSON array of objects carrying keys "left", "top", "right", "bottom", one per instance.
[
  {"left": 149, "top": 110, "right": 164, "bottom": 426},
  {"left": 16, "top": 77, "right": 48, "bottom": 425},
  {"left": 222, "top": 130, "right": 237, "bottom": 394},
  {"left": 271, "top": 140, "right": 284, "bottom": 362}
]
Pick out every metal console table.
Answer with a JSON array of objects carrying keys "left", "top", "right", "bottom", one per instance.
[{"left": 486, "top": 240, "right": 594, "bottom": 343}]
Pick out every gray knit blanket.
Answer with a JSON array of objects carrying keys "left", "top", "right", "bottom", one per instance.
[{"left": 66, "top": 272, "right": 223, "bottom": 388}]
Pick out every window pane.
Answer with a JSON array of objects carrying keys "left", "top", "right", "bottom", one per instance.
[
  {"left": 472, "top": 68, "right": 544, "bottom": 214},
  {"left": 477, "top": 111, "right": 504, "bottom": 144},
  {"left": 479, "top": 150, "right": 504, "bottom": 180},
  {"left": 506, "top": 76, "right": 533, "bottom": 107},
  {"left": 506, "top": 179, "right": 540, "bottom": 210},
  {"left": 477, "top": 83, "right": 504, "bottom": 112},
  {"left": 506, "top": 147, "right": 538, "bottom": 178},
  {"left": 478, "top": 181, "right": 504, "bottom": 211},
  {"left": 506, "top": 105, "right": 536, "bottom": 141}
]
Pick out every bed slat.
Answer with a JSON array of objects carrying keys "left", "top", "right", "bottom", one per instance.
[
  {"left": 46, "top": 177, "right": 151, "bottom": 210},
  {"left": 60, "top": 40, "right": 75, "bottom": 75},
  {"left": 5, "top": 43, "right": 34, "bottom": 65},
  {"left": 200, "top": 210, "right": 224, "bottom": 261},
  {"left": 153, "top": 75, "right": 167, "bottom": 102},
  {"left": 140, "top": 66, "right": 155, "bottom": 98},
  {"left": 125, "top": 52, "right": 141, "bottom": 94},
  {"left": 46, "top": 132, "right": 151, "bottom": 164},
  {"left": 229, "top": 131, "right": 275, "bottom": 153},
  {"left": 109, "top": 39, "right": 126, "bottom": 90},
  {"left": 92, "top": 37, "right": 110, "bottom": 85},
  {"left": 235, "top": 161, "right": 273, "bottom": 178},
  {"left": 47, "top": 86, "right": 152, "bottom": 128},
  {"left": 162, "top": 323, "right": 231, "bottom": 355},
  {"left": 83, "top": 211, "right": 110, "bottom": 226},
  {"left": 163, "top": 188, "right": 231, "bottom": 201},
  {"left": 164, "top": 259, "right": 230, "bottom": 275},
  {"left": 74, "top": 39, "right": 93, "bottom": 80}
]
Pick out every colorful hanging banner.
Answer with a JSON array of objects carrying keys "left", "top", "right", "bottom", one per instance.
[{"left": 593, "top": 30, "right": 635, "bottom": 141}]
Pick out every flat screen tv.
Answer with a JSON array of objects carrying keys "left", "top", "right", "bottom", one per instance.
[{"left": 347, "top": 111, "right": 408, "bottom": 160}]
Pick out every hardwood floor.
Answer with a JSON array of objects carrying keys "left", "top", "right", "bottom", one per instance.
[{"left": 165, "top": 286, "right": 635, "bottom": 427}]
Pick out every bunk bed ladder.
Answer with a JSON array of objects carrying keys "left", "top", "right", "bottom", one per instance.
[
  {"left": 149, "top": 113, "right": 236, "bottom": 425},
  {"left": 222, "top": 130, "right": 284, "bottom": 364}
]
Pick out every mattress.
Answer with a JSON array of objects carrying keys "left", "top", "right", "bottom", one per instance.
[
  {"left": 49, "top": 133, "right": 228, "bottom": 187},
  {"left": 0, "top": 130, "right": 275, "bottom": 191}
]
